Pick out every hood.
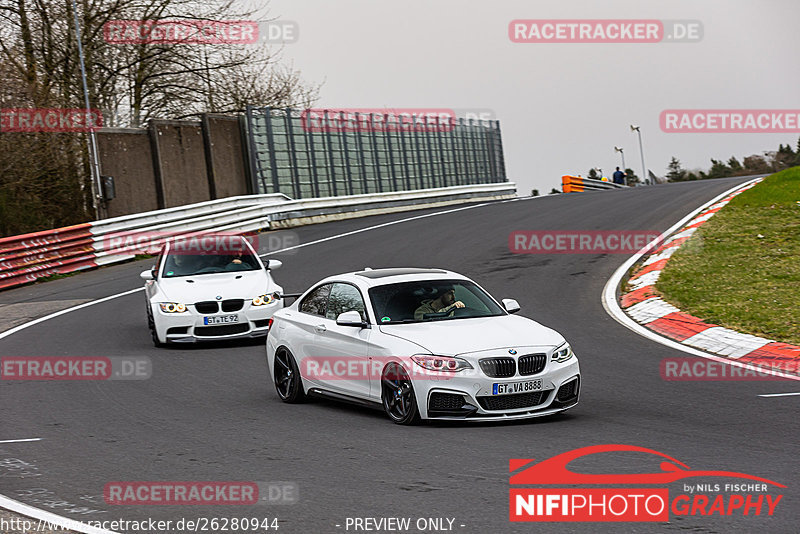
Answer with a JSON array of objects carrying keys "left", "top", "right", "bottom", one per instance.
[
  {"left": 379, "top": 314, "right": 565, "bottom": 356},
  {"left": 158, "top": 270, "right": 271, "bottom": 303}
]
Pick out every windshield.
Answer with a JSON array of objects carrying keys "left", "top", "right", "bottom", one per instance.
[
  {"left": 161, "top": 249, "right": 261, "bottom": 278},
  {"left": 368, "top": 279, "right": 505, "bottom": 324}
]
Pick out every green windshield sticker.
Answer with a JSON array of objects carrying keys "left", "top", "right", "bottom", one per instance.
[
  {"left": 166, "top": 271, "right": 174, "bottom": 276},
  {"left": 381, "top": 316, "right": 391, "bottom": 322}
]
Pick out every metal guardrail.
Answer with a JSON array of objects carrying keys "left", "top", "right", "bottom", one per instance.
[
  {"left": 0, "top": 183, "right": 515, "bottom": 290},
  {"left": 562, "top": 175, "right": 627, "bottom": 193}
]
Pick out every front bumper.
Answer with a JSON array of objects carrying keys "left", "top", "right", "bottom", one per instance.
[
  {"left": 153, "top": 300, "right": 282, "bottom": 343},
  {"left": 414, "top": 359, "right": 580, "bottom": 421}
]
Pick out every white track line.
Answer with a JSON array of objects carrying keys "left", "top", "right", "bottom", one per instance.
[
  {"left": 0, "top": 494, "right": 118, "bottom": 534},
  {"left": 0, "top": 438, "right": 42, "bottom": 444},
  {"left": 0, "top": 288, "right": 143, "bottom": 341},
  {"left": 0, "top": 195, "right": 528, "bottom": 533},
  {"left": 601, "top": 177, "right": 800, "bottom": 382},
  {"left": 758, "top": 392, "right": 800, "bottom": 398}
]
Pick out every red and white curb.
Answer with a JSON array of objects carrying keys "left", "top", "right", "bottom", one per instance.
[{"left": 602, "top": 177, "right": 800, "bottom": 381}]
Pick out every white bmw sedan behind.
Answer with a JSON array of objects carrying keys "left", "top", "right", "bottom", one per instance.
[
  {"left": 141, "top": 235, "right": 283, "bottom": 346},
  {"left": 266, "top": 268, "right": 580, "bottom": 424}
]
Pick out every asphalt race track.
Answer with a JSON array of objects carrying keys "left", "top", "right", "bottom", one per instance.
[{"left": 2, "top": 177, "right": 798, "bottom": 534}]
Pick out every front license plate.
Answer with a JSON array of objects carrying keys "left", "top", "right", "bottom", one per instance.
[
  {"left": 204, "top": 315, "right": 238, "bottom": 325},
  {"left": 493, "top": 379, "right": 542, "bottom": 395}
]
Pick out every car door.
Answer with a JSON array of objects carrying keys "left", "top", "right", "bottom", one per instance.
[
  {"left": 280, "top": 283, "right": 333, "bottom": 385},
  {"left": 312, "top": 282, "right": 371, "bottom": 399}
]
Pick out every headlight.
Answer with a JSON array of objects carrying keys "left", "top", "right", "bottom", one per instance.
[
  {"left": 411, "top": 355, "right": 473, "bottom": 372},
  {"left": 252, "top": 293, "right": 277, "bottom": 306},
  {"left": 552, "top": 342, "right": 574, "bottom": 363},
  {"left": 158, "top": 302, "right": 186, "bottom": 313}
]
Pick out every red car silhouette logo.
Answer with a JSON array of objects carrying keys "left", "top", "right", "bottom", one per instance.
[{"left": 510, "top": 444, "right": 784, "bottom": 487}]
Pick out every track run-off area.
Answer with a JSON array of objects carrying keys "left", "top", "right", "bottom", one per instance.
[{"left": 1, "top": 176, "right": 798, "bottom": 534}]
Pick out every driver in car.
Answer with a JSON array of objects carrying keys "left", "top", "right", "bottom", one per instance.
[{"left": 414, "top": 285, "right": 465, "bottom": 320}]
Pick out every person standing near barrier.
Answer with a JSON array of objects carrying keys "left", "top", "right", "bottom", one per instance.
[{"left": 613, "top": 167, "right": 626, "bottom": 185}]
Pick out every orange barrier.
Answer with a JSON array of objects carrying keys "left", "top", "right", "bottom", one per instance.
[{"left": 562, "top": 175, "right": 625, "bottom": 193}]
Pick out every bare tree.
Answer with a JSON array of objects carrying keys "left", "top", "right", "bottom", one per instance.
[{"left": 0, "top": 0, "right": 319, "bottom": 233}]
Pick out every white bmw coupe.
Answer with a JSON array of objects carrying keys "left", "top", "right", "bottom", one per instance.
[
  {"left": 266, "top": 268, "right": 580, "bottom": 424},
  {"left": 141, "top": 235, "right": 283, "bottom": 346}
]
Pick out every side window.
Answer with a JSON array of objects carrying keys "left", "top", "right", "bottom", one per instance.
[
  {"left": 299, "top": 284, "right": 332, "bottom": 316},
  {"left": 326, "top": 283, "right": 367, "bottom": 321}
]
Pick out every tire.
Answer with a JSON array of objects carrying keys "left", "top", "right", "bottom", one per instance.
[
  {"left": 274, "top": 349, "right": 306, "bottom": 403},
  {"left": 146, "top": 303, "right": 166, "bottom": 348},
  {"left": 381, "top": 363, "right": 421, "bottom": 425}
]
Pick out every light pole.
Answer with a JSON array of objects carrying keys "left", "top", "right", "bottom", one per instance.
[
  {"left": 614, "top": 146, "right": 626, "bottom": 185},
  {"left": 630, "top": 125, "right": 648, "bottom": 185},
  {"left": 72, "top": 0, "right": 104, "bottom": 219}
]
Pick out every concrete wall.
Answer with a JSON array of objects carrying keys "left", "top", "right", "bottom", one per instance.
[
  {"left": 96, "top": 129, "right": 159, "bottom": 219},
  {"left": 96, "top": 114, "right": 250, "bottom": 217},
  {"left": 205, "top": 115, "right": 250, "bottom": 198},
  {"left": 150, "top": 120, "right": 210, "bottom": 208}
]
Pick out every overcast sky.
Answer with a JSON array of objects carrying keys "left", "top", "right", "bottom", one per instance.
[{"left": 262, "top": 0, "right": 800, "bottom": 194}]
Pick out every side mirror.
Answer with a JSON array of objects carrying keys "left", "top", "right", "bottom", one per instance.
[
  {"left": 265, "top": 259, "right": 282, "bottom": 270},
  {"left": 140, "top": 270, "right": 154, "bottom": 281},
  {"left": 336, "top": 310, "right": 367, "bottom": 327},
  {"left": 502, "top": 298, "right": 521, "bottom": 314}
]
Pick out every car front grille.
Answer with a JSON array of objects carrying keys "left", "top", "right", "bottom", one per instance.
[
  {"left": 479, "top": 357, "right": 516, "bottom": 378},
  {"left": 195, "top": 301, "right": 219, "bottom": 314},
  {"left": 194, "top": 324, "right": 249, "bottom": 337},
  {"left": 221, "top": 299, "right": 244, "bottom": 312},
  {"left": 518, "top": 353, "right": 547, "bottom": 375},
  {"left": 477, "top": 390, "right": 550, "bottom": 411}
]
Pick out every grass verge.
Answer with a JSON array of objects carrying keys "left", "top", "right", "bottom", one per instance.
[{"left": 656, "top": 167, "right": 800, "bottom": 345}]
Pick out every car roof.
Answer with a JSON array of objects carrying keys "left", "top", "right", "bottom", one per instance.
[
  {"left": 315, "top": 268, "right": 470, "bottom": 288},
  {"left": 354, "top": 267, "right": 448, "bottom": 279}
]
